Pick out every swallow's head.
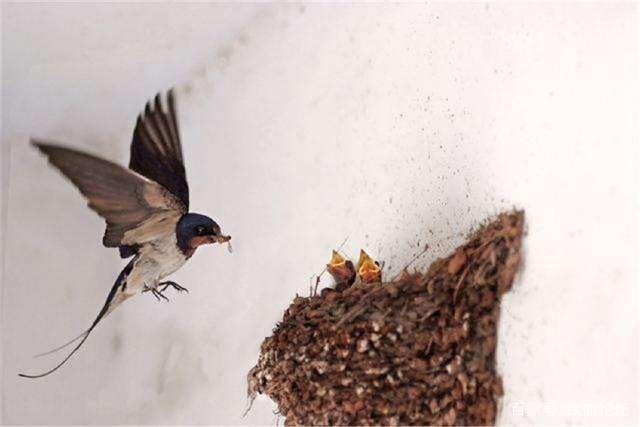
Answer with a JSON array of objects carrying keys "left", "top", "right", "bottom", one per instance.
[{"left": 177, "top": 213, "right": 231, "bottom": 254}]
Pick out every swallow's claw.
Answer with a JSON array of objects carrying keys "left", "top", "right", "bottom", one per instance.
[
  {"left": 153, "top": 288, "right": 169, "bottom": 302},
  {"left": 143, "top": 282, "right": 187, "bottom": 302},
  {"left": 157, "top": 289, "right": 169, "bottom": 302},
  {"left": 159, "top": 281, "right": 189, "bottom": 294},
  {"left": 143, "top": 285, "right": 170, "bottom": 302}
]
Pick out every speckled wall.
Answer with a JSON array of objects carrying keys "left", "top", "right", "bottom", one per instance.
[{"left": 1, "top": 3, "right": 637, "bottom": 425}]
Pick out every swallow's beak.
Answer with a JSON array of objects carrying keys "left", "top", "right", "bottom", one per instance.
[
  {"left": 201, "top": 234, "right": 231, "bottom": 245},
  {"left": 357, "top": 250, "right": 382, "bottom": 284},
  {"left": 218, "top": 234, "right": 233, "bottom": 253},
  {"left": 217, "top": 235, "right": 231, "bottom": 244}
]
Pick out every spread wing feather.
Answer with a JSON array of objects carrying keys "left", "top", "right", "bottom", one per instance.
[
  {"left": 130, "top": 90, "right": 189, "bottom": 209},
  {"left": 32, "top": 140, "right": 186, "bottom": 247}
]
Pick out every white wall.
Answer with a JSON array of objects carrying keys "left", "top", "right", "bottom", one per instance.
[{"left": 1, "top": 3, "right": 637, "bottom": 425}]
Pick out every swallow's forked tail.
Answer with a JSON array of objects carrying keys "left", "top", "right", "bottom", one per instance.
[
  {"left": 18, "top": 300, "right": 111, "bottom": 378},
  {"left": 18, "top": 330, "right": 93, "bottom": 378},
  {"left": 18, "top": 260, "right": 133, "bottom": 379},
  {"left": 33, "top": 329, "right": 89, "bottom": 358}
]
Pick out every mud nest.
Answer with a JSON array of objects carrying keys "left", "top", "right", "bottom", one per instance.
[{"left": 248, "top": 211, "right": 525, "bottom": 426}]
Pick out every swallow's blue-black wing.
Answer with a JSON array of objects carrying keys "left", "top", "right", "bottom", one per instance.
[
  {"left": 129, "top": 90, "right": 189, "bottom": 210},
  {"left": 32, "top": 141, "right": 186, "bottom": 248}
]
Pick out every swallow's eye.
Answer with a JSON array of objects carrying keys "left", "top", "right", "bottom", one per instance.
[{"left": 195, "top": 226, "right": 206, "bottom": 235}]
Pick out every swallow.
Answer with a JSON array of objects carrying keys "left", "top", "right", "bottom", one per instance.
[{"left": 20, "top": 90, "right": 231, "bottom": 378}]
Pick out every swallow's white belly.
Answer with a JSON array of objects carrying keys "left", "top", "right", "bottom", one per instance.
[{"left": 124, "top": 234, "right": 187, "bottom": 295}]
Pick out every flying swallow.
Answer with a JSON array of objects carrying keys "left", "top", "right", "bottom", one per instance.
[{"left": 20, "top": 90, "right": 230, "bottom": 378}]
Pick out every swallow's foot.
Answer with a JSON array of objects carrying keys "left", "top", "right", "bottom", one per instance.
[
  {"left": 143, "top": 286, "right": 170, "bottom": 302},
  {"left": 159, "top": 281, "right": 189, "bottom": 294}
]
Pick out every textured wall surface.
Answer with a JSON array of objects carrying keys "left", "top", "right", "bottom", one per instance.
[{"left": 1, "top": 3, "right": 637, "bottom": 425}]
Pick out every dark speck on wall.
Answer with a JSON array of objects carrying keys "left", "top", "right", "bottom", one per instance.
[{"left": 111, "top": 331, "right": 123, "bottom": 356}]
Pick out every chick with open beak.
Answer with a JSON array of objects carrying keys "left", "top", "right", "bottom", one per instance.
[
  {"left": 357, "top": 250, "right": 382, "bottom": 284},
  {"left": 327, "top": 250, "right": 356, "bottom": 289}
]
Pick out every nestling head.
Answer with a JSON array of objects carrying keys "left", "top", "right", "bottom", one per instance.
[{"left": 177, "top": 213, "right": 230, "bottom": 254}]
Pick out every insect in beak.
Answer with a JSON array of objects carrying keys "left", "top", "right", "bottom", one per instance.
[
  {"left": 216, "top": 235, "right": 231, "bottom": 244},
  {"left": 213, "top": 234, "right": 233, "bottom": 253}
]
